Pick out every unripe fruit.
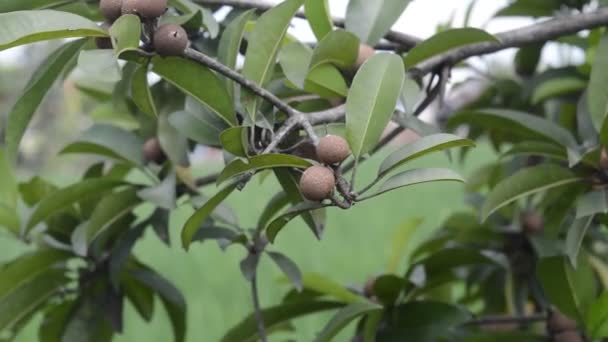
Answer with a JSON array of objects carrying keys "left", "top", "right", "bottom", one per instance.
[
  {"left": 553, "top": 330, "right": 583, "bottom": 342},
  {"left": 100, "top": 0, "right": 122, "bottom": 21},
  {"left": 600, "top": 147, "right": 608, "bottom": 170},
  {"left": 153, "top": 24, "right": 188, "bottom": 56},
  {"left": 299, "top": 166, "right": 335, "bottom": 201},
  {"left": 547, "top": 310, "right": 577, "bottom": 334},
  {"left": 316, "top": 135, "right": 351, "bottom": 165},
  {"left": 355, "top": 43, "right": 375, "bottom": 68},
  {"left": 143, "top": 137, "right": 165, "bottom": 164},
  {"left": 520, "top": 210, "right": 544, "bottom": 235},
  {"left": 121, "top": 0, "right": 167, "bottom": 18},
  {"left": 95, "top": 21, "right": 113, "bottom": 50}
]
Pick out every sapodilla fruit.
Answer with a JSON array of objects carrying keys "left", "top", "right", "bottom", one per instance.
[
  {"left": 520, "top": 210, "right": 544, "bottom": 235},
  {"left": 100, "top": 0, "right": 122, "bottom": 21},
  {"left": 355, "top": 43, "right": 375, "bottom": 68},
  {"left": 553, "top": 331, "right": 583, "bottom": 342},
  {"left": 143, "top": 137, "right": 165, "bottom": 164},
  {"left": 122, "top": 0, "right": 167, "bottom": 18},
  {"left": 299, "top": 166, "right": 336, "bottom": 201},
  {"left": 153, "top": 24, "right": 188, "bottom": 56},
  {"left": 600, "top": 147, "right": 608, "bottom": 170},
  {"left": 547, "top": 310, "right": 577, "bottom": 334},
  {"left": 316, "top": 135, "right": 351, "bottom": 165}
]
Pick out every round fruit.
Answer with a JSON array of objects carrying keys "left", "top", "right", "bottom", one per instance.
[
  {"left": 95, "top": 21, "right": 113, "bottom": 49},
  {"left": 600, "top": 147, "right": 608, "bottom": 170},
  {"left": 100, "top": 0, "right": 122, "bottom": 21},
  {"left": 547, "top": 310, "right": 577, "bottom": 334},
  {"left": 121, "top": 0, "right": 167, "bottom": 18},
  {"left": 520, "top": 210, "right": 544, "bottom": 235},
  {"left": 553, "top": 330, "right": 583, "bottom": 342},
  {"left": 316, "top": 135, "right": 351, "bottom": 165},
  {"left": 299, "top": 166, "right": 336, "bottom": 201},
  {"left": 355, "top": 43, "right": 375, "bottom": 68},
  {"left": 153, "top": 24, "right": 188, "bottom": 56},
  {"left": 143, "top": 137, "right": 165, "bottom": 164}
]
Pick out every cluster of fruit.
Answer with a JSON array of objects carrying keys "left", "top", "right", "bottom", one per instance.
[
  {"left": 299, "top": 135, "right": 351, "bottom": 202},
  {"left": 98, "top": 0, "right": 189, "bottom": 56}
]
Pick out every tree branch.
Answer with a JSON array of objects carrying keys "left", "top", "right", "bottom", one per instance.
[
  {"left": 413, "top": 8, "right": 608, "bottom": 76},
  {"left": 251, "top": 274, "right": 268, "bottom": 342}
]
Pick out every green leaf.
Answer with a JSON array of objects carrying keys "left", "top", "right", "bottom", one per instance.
[
  {"left": 137, "top": 172, "right": 176, "bottom": 210},
  {"left": 481, "top": 165, "right": 582, "bottom": 221},
  {"left": 589, "top": 33, "right": 608, "bottom": 133},
  {"left": 122, "top": 276, "right": 155, "bottom": 322},
  {"left": 280, "top": 41, "right": 312, "bottom": 88},
  {"left": 372, "top": 274, "right": 407, "bottom": 306},
  {"left": 565, "top": 216, "right": 594, "bottom": 268},
  {"left": 60, "top": 124, "right": 144, "bottom": 166},
  {"left": 0, "top": 0, "right": 74, "bottom": 12},
  {"left": 304, "top": 64, "right": 349, "bottom": 98},
  {"left": 77, "top": 49, "right": 121, "bottom": 83},
  {"left": 152, "top": 56, "right": 236, "bottom": 126},
  {"left": 495, "top": 0, "right": 561, "bottom": 17},
  {"left": 72, "top": 188, "right": 141, "bottom": 256},
  {"left": 0, "top": 10, "right": 105, "bottom": 51},
  {"left": 265, "top": 202, "right": 327, "bottom": 243},
  {"left": 39, "top": 300, "right": 77, "bottom": 342},
  {"left": 217, "top": 154, "right": 312, "bottom": 184},
  {"left": 586, "top": 292, "right": 608, "bottom": 339},
  {"left": 0, "top": 268, "right": 67, "bottom": 331},
  {"left": 242, "top": 0, "right": 304, "bottom": 120},
  {"left": 346, "top": 53, "right": 405, "bottom": 158},
  {"left": 301, "top": 273, "right": 363, "bottom": 303},
  {"left": 0, "top": 250, "right": 69, "bottom": 298},
  {"left": 131, "top": 64, "right": 157, "bottom": 117},
  {"left": 257, "top": 192, "right": 291, "bottom": 230},
  {"left": 0, "top": 205, "right": 20, "bottom": 235},
  {"left": 109, "top": 14, "right": 141, "bottom": 54},
  {"left": 502, "top": 141, "right": 568, "bottom": 162},
  {"left": 222, "top": 301, "right": 343, "bottom": 342},
  {"left": 26, "top": 178, "right": 123, "bottom": 232},
  {"left": 365, "top": 168, "right": 465, "bottom": 200},
  {"left": 576, "top": 189, "right": 608, "bottom": 218},
  {"left": 219, "top": 126, "right": 248, "bottom": 157},
  {"left": 268, "top": 251, "right": 303, "bottom": 291},
  {"left": 5, "top": 39, "right": 86, "bottom": 162},
  {"left": 532, "top": 77, "right": 586, "bottom": 105},
  {"left": 379, "top": 133, "right": 475, "bottom": 178},
  {"left": 158, "top": 112, "right": 189, "bottom": 167},
  {"left": 181, "top": 182, "right": 239, "bottom": 249},
  {"left": 310, "top": 29, "right": 359, "bottom": 70},
  {"left": 404, "top": 28, "right": 499, "bottom": 68},
  {"left": 305, "top": 0, "right": 333, "bottom": 41},
  {"left": 461, "top": 332, "right": 546, "bottom": 342},
  {"left": 315, "top": 302, "right": 382, "bottom": 342},
  {"left": 218, "top": 10, "right": 254, "bottom": 99},
  {"left": 169, "top": 110, "right": 224, "bottom": 147},
  {"left": 386, "top": 217, "right": 424, "bottom": 273},
  {"left": 537, "top": 255, "right": 597, "bottom": 323},
  {"left": 345, "top": 0, "right": 413, "bottom": 45},
  {"left": 0, "top": 149, "right": 18, "bottom": 208}
]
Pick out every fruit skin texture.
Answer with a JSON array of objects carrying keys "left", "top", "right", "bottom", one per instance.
[
  {"left": 520, "top": 210, "right": 544, "bottom": 235},
  {"left": 143, "top": 137, "right": 165, "bottom": 164},
  {"left": 153, "top": 24, "right": 189, "bottom": 57},
  {"left": 121, "top": 0, "right": 167, "bottom": 18},
  {"left": 547, "top": 310, "right": 577, "bottom": 334},
  {"left": 299, "top": 166, "right": 336, "bottom": 201},
  {"left": 100, "top": 0, "right": 122, "bottom": 21},
  {"left": 95, "top": 21, "right": 113, "bottom": 49},
  {"left": 553, "top": 330, "right": 583, "bottom": 342},
  {"left": 600, "top": 147, "right": 608, "bottom": 170},
  {"left": 316, "top": 135, "right": 351, "bottom": 165},
  {"left": 356, "top": 43, "right": 375, "bottom": 68}
]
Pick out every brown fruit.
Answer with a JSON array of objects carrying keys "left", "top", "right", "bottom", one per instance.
[
  {"left": 547, "top": 310, "right": 577, "bottom": 334},
  {"left": 100, "top": 0, "right": 122, "bottom": 21},
  {"left": 95, "top": 21, "right": 113, "bottom": 49},
  {"left": 143, "top": 137, "right": 165, "bottom": 164},
  {"left": 363, "top": 277, "right": 376, "bottom": 298},
  {"left": 153, "top": 24, "right": 188, "bottom": 56},
  {"left": 299, "top": 166, "right": 336, "bottom": 201},
  {"left": 316, "top": 135, "right": 351, "bottom": 165},
  {"left": 553, "top": 330, "right": 583, "bottom": 342},
  {"left": 520, "top": 210, "right": 544, "bottom": 235},
  {"left": 355, "top": 43, "right": 375, "bottom": 68},
  {"left": 121, "top": 0, "right": 167, "bottom": 18},
  {"left": 600, "top": 147, "right": 608, "bottom": 170}
]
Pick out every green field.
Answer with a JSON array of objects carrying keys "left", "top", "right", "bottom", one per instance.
[{"left": 3, "top": 145, "right": 493, "bottom": 341}]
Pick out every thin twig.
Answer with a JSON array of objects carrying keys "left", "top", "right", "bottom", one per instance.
[{"left": 251, "top": 274, "right": 267, "bottom": 342}]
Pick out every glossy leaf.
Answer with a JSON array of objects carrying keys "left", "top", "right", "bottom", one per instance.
[
  {"left": 532, "top": 77, "right": 586, "bottom": 104},
  {"left": 131, "top": 64, "right": 157, "bottom": 117},
  {"left": 372, "top": 274, "right": 407, "bottom": 306},
  {"left": 217, "top": 154, "right": 312, "bottom": 184},
  {"left": 0, "top": 205, "right": 20, "bottom": 235},
  {"left": 346, "top": 53, "right": 405, "bottom": 158},
  {"left": 0, "top": 250, "right": 69, "bottom": 298},
  {"left": 345, "top": 0, "right": 412, "bottom": 45},
  {"left": 169, "top": 110, "right": 224, "bottom": 147},
  {"left": 222, "top": 301, "right": 343, "bottom": 342},
  {"left": 304, "top": 64, "right": 349, "bottom": 98},
  {"left": 152, "top": 57, "right": 236, "bottom": 126},
  {"left": 219, "top": 126, "right": 248, "bottom": 157},
  {"left": 137, "top": 172, "right": 176, "bottom": 210},
  {"left": 5, "top": 39, "right": 86, "bottom": 162},
  {"left": 181, "top": 182, "right": 239, "bottom": 249},
  {"left": 218, "top": 10, "right": 254, "bottom": 99},
  {"left": 309, "top": 29, "right": 359, "bottom": 70},
  {"left": 257, "top": 192, "right": 290, "bottom": 230},
  {"left": 502, "top": 141, "right": 568, "bottom": 162},
  {"left": 265, "top": 202, "right": 328, "bottom": 243},
  {"left": 537, "top": 255, "right": 597, "bottom": 322},
  {"left": 109, "top": 14, "right": 141, "bottom": 54},
  {"left": 0, "top": 0, "right": 73, "bottom": 12},
  {"left": 588, "top": 32, "right": 608, "bottom": 132},
  {"left": 122, "top": 276, "right": 155, "bottom": 322},
  {"left": 0, "top": 10, "right": 105, "bottom": 51},
  {"left": 576, "top": 189, "right": 608, "bottom": 218},
  {"left": 268, "top": 251, "right": 303, "bottom": 291},
  {"left": 586, "top": 292, "right": 608, "bottom": 339},
  {"left": 365, "top": 168, "right": 465, "bottom": 200},
  {"left": 38, "top": 300, "right": 77, "bottom": 342},
  {"left": 158, "top": 112, "right": 189, "bottom": 167},
  {"left": 305, "top": 0, "right": 333, "bottom": 41},
  {"left": 242, "top": 0, "right": 304, "bottom": 120},
  {"left": 60, "top": 124, "right": 144, "bottom": 166},
  {"left": 404, "top": 28, "right": 498, "bottom": 68},
  {"left": 495, "top": 0, "right": 561, "bottom": 17},
  {"left": 77, "top": 49, "right": 121, "bottom": 83},
  {"left": 0, "top": 149, "right": 18, "bottom": 209},
  {"left": 26, "top": 178, "right": 123, "bottom": 232},
  {"left": 379, "top": 134, "right": 475, "bottom": 178},
  {"left": 565, "top": 216, "right": 594, "bottom": 267},
  {"left": 315, "top": 302, "right": 382, "bottom": 342},
  {"left": 482, "top": 165, "right": 582, "bottom": 221}
]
